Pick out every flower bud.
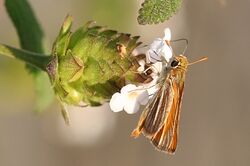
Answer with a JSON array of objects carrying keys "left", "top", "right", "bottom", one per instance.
[{"left": 47, "top": 15, "right": 148, "bottom": 107}]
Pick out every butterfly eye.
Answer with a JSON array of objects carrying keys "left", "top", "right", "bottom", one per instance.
[{"left": 171, "top": 60, "right": 179, "bottom": 68}]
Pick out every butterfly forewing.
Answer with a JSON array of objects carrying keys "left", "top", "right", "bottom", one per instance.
[
  {"left": 151, "top": 79, "right": 185, "bottom": 153},
  {"left": 131, "top": 74, "right": 174, "bottom": 138},
  {"left": 143, "top": 77, "right": 174, "bottom": 136}
]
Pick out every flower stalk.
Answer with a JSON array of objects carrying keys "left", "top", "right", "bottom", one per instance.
[{"left": 0, "top": 43, "right": 52, "bottom": 71}]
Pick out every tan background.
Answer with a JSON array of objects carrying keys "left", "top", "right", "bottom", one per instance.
[{"left": 0, "top": 0, "right": 249, "bottom": 166}]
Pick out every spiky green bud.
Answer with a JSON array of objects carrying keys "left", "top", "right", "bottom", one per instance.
[{"left": 48, "top": 15, "right": 145, "bottom": 107}]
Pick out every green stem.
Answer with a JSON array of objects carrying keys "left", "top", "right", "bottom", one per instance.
[{"left": 0, "top": 43, "right": 52, "bottom": 71}]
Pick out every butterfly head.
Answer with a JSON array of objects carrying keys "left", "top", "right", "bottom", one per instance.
[
  {"left": 168, "top": 54, "right": 208, "bottom": 71},
  {"left": 169, "top": 54, "right": 188, "bottom": 71}
]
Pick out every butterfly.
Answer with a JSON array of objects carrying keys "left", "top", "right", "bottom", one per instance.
[{"left": 131, "top": 39, "right": 207, "bottom": 154}]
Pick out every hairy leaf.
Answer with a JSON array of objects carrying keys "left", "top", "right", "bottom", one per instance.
[{"left": 138, "top": 0, "right": 182, "bottom": 25}]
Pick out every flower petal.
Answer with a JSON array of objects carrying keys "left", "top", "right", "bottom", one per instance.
[
  {"left": 147, "top": 86, "right": 159, "bottom": 97},
  {"left": 121, "top": 84, "right": 137, "bottom": 94},
  {"left": 137, "top": 90, "right": 149, "bottom": 105},
  {"left": 109, "top": 92, "right": 125, "bottom": 112},
  {"left": 124, "top": 98, "right": 140, "bottom": 114},
  {"left": 163, "top": 28, "right": 171, "bottom": 41},
  {"left": 146, "top": 39, "right": 164, "bottom": 63},
  {"left": 146, "top": 50, "right": 160, "bottom": 63},
  {"left": 150, "top": 38, "right": 164, "bottom": 50},
  {"left": 161, "top": 44, "right": 172, "bottom": 62}
]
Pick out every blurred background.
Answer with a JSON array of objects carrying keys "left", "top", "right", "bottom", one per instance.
[{"left": 0, "top": 0, "right": 250, "bottom": 166}]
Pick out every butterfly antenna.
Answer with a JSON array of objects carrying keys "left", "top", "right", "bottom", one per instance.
[
  {"left": 170, "top": 38, "right": 189, "bottom": 55},
  {"left": 188, "top": 57, "right": 208, "bottom": 66}
]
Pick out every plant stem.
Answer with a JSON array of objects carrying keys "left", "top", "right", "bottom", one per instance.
[{"left": 0, "top": 43, "right": 52, "bottom": 71}]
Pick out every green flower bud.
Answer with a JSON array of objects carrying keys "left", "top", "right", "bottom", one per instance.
[{"left": 47, "top": 15, "right": 146, "bottom": 107}]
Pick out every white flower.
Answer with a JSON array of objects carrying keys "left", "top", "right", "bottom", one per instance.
[
  {"left": 109, "top": 84, "right": 149, "bottom": 114},
  {"left": 146, "top": 28, "right": 173, "bottom": 63}
]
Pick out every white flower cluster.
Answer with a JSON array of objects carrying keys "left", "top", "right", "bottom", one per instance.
[
  {"left": 109, "top": 84, "right": 149, "bottom": 114},
  {"left": 109, "top": 28, "right": 173, "bottom": 114}
]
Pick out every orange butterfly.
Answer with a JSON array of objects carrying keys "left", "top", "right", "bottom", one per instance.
[{"left": 131, "top": 41, "right": 207, "bottom": 154}]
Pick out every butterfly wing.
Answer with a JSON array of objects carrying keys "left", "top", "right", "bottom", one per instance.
[
  {"left": 151, "top": 78, "right": 185, "bottom": 154},
  {"left": 131, "top": 73, "right": 174, "bottom": 138}
]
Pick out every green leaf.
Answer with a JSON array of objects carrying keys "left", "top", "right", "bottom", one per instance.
[
  {"left": 5, "top": 0, "right": 44, "bottom": 56},
  {"left": 138, "top": 0, "right": 182, "bottom": 25},
  {"left": 5, "top": 0, "right": 54, "bottom": 112},
  {"left": 34, "top": 72, "right": 54, "bottom": 113},
  {"left": 0, "top": 44, "right": 51, "bottom": 70}
]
